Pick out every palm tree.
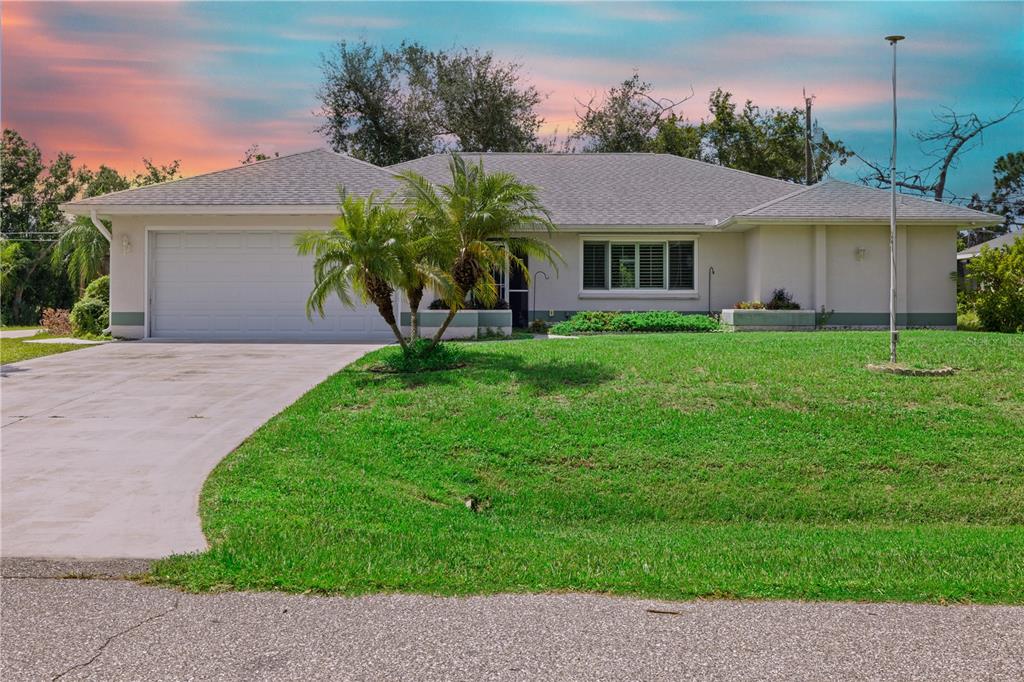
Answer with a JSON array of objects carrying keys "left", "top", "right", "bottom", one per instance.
[
  {"left": 296, "top": 193, "right": 410, "bottom": 350},
  {"left": 393, "top": 212, "right": 455, "bottom": 341},
  {"left": 397, "top": 154, "right": 560, "bottom": 346},
  {"left": 51, "top": 217, "right": 109, "bottom": 293}
]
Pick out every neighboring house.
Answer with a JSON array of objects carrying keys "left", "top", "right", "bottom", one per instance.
[
  {"left": 957, "top": 231, "right": 1021, "bottom": 264},
  {"left": 956, "top": 231, "right": 1021, "bottom": 287},
  {"left": 61, "top": 149, "right": 1002, "bottom": 340}
]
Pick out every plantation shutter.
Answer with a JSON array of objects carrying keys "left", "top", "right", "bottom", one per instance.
[
  {"left": 582, "top": 242, "right": 608, "bottom": 289},
  {"left": 638, "top": 243, "right": 665, "bottom": 288},
  {"left": 610, "top": 243, "right": 636, "bottom": 288},
  {"left": 668, "top": 241, "right": 695, "bottom": 289}
]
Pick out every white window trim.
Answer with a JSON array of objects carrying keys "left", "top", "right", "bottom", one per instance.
[{"left": 577, "top": 235, "right": 699, "bottom": 298}]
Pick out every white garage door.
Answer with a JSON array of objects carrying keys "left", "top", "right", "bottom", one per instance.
[{"left": 150, "top": 230, "right": 396, "bottom": 341}]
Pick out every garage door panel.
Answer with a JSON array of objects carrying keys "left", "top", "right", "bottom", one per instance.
[{"left": 150, "top": 230, "right": 393, "bottom": 341}]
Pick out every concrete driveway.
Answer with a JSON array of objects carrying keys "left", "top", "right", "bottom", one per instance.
[{"left": 1, "top": 341, "right": 381, "bottom": 559}]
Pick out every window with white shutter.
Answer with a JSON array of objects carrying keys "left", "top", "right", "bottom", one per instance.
[
  {"left": 668, "top": 241, "right": 695, "bottom": 290},
  {"left": 582, "top": 241, "right": 608, "bottom": 289},
  {"left": 610, "top": 243, "right": 636, "bottom": 289},
  {"left": 582, "top": 239, "right": 696, "bottom": 292}
]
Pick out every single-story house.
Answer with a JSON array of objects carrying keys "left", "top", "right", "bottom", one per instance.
[{"left": 61, "top": 149, "right": 1002, "bottom": 340}]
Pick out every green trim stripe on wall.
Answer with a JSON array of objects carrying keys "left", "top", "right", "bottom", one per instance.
[
  {"left": 822, "top": 312, "right": 956, "bottom": 326},
  {"left": 111, "top": 312, "right": 145, "bottom": 326}
]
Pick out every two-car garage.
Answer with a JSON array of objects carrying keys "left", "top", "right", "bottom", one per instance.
[{"left": 149, "top": 230, "right": 395, "bottom": 341}]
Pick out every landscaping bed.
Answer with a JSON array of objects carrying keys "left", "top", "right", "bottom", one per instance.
[
  {"left": 548, "top": 310, "right": 719, "bottom": 335},
  {"left": 151, "top": 331, "right": 1024, "bottom": 603}
]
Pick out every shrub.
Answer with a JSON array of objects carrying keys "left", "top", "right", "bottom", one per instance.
[
  {"left": 70, "top": 297, "right": 109, "bottom": 337},
  {"left": 549, "top": 311, "right": 618, "bottom": 334},
  {"left": 765, "top": 288, "right": 800, "bottom": 310},
  {"left": 964, "top": 235, "right": 1024, "bottom": 333},
  {"left": 374, "top": 339, "right": 465, "bottom": 373},
  {"left": 427, "top": 298, "right": 448, "bottom": 310},
  {"left": 41, "top": 307, "right": 72, "bottom": 336},
  {"left": 734, "top": 300, "right": 765, "bottom": 309},
  {"left": 549, "top": 310, "right": 719, "bottom": 335},
  {"left": 957, "top": 309, "right": 984, "bottom": 331},
  {"left": 83, "top": 275, "right": 110, "bottom": 305},
  {"left": 527, "top": 319, "right": 549, "bottom": 333}
]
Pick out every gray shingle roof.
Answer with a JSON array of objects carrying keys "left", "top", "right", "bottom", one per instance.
[
  {"left": 957, "top": 230, "right": 1021, "bottom": 259},
  {"left": 390, "top": 152, "right": 799, "bottom": 225},
  {"left": 65, "top": 149, "right": 402, "bottom": 207},
  {"left": 64, "top": 149, "right": 1006, "bottom": 227},
  {"left": 738, "top": 179, "right": 1003, "bottom": 223}
]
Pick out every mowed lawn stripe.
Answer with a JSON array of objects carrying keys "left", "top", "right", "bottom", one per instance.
[{"left": 151, "top": 331, "right": 1024, "bottom": 603}]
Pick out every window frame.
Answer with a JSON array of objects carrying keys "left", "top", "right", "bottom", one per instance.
[{"left": 578, "top": 235, "right": 699, "bottom": 296}]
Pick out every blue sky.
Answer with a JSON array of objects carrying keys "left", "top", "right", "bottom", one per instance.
[{"left": 4, "top": 1, "right": 1022, "bottom": 199}]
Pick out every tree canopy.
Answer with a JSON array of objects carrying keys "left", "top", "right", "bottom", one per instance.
[
  {"left": 316, "top": 41, "right": 547, "bottom": 166},
  {"left": 570, "top": 76, "right": 851, "bottom": 183}
]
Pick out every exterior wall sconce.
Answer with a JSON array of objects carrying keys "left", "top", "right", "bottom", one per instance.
[
  {"left": 855, "top": 247, "right": 867, "bottom": 261},
  {"left": 122, "top": 235, "right": 132, "bottom": 256}
]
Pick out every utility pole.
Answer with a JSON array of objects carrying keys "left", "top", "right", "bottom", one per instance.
[
  {"left": 803, "top": 89, "right": 814, "bottom": 185},
  {"left": 885, "top": 35, "right": 905, "bottom": 364}
]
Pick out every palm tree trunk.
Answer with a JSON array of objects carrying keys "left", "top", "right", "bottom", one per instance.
[
  {"left": 407, "top": 287, "right": 423, "bottom": 340},
  {"left": 367, "top": 275, "right": 408, "bottom": 351},
  {"left": 428, "top": 306, "right": 459, "bottom": 347}
]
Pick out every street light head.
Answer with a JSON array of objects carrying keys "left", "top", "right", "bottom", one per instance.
[{"left": 885, "top": 35, "right": 906, "bottom": 43}]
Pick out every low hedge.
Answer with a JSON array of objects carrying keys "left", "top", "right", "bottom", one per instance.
[{"left": 549, "top": 310, "right": 719, "bottom": 335}]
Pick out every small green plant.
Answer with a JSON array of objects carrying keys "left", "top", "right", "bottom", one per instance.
[
  {"left": 734, "top": 300, "right": 765, "bottom": 309},
  {"left": 549, "top": 310, "right": 719, "bottom": 334},
  {"left": 83, "top": 275, "right": 110, "bottom": 305},
  {"left": 69, "top": 298, "right": 108, "bottom": 337},
  {"left": 528, "top": 319, "right": 549, "bottom": 333},
  {"left": 765, "top": 288, "right": 800, "bottom": 310},
  {"left": 373, "top": 339, "right": 464, "bottom": 373},
  {"left": 957, "top": 309, "right": 984, "bottom": 331}
]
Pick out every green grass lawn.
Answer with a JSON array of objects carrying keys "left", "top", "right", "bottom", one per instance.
[
  {"left": 150, "top": 331, "right": 1024, "bottom": 603},
  {"left": 0, "top": 332, "right": 89, "bottom": 364}
]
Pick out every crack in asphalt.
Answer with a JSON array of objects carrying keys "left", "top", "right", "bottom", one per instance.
[{"left": 50, "top": 596, "right": 180, "bottom": 681}]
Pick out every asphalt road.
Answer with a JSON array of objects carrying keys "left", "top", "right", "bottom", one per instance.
[{"left": 2, "top": 562, "right": 1021, "bottom": 681}]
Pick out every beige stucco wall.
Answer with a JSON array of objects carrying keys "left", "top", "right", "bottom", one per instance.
[
  {"left": 107, "top": 214, "right": 958, "bottom": 338},
  {"left": 527, "top": 231, "right": 746, "bottom": 320},
  {"left": 743, "top": 226, "right": 816, "bottom": 308},
  {"left": 750, "top": 222, "right": 957, "bottom": 326}
]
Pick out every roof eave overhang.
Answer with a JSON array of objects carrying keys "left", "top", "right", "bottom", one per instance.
[
  {"left": 60, "top": 204, "right": 342, "bottom": 217},
  {"left": 718, "top": 215, "right": 1005, "bottom": 230}
]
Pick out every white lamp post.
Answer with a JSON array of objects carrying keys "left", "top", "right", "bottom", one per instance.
[{"left": 885, "top": 34, "right": 905, "bottom": 364}]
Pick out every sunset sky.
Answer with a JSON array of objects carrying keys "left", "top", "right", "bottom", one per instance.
[{"left": 4, "top": 1, "right": 1022, "bottom": 199}]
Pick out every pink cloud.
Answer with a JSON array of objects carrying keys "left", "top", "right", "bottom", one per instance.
[{"left": 1, "top": 3, "right": 317, "bottom": 175}]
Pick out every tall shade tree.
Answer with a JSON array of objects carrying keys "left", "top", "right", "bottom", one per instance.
[
  {"left": 571, "top": 80, "right": 851, "bottom": 183},
  {"left": 296, "top": 193, "right": 410, "bottom": 350},
  {"left": 397, "top": 154, "right": 560, "bottom": 346},
  {"left": 966, "top": 151, "right": 1024, "bottom": 246},
  {"left": 317, "top": 41, "right": 546, "bottom": 166}
]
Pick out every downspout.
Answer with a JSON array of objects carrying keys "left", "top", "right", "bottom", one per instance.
[
  {"left": 89, "top": 209, "right": 112, "bottom": 242},
  {"left": 90, "top": 210, "right": 113, "bottom": 334}
]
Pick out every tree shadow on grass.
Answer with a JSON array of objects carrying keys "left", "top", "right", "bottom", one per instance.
[{"left": 350, "top": 351, "right": 619, "bottom": 396}]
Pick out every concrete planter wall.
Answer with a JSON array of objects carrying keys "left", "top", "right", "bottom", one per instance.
[
  {"left": 721, "top": 308, "right": 816, "bottom": 331},
  {"left": 401, "top": 309, "right": 512, "bottom": 339}
]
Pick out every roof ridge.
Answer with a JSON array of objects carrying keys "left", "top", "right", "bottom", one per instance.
[
  {"left": 318, "top": 148, "right": 403, "bottom": 177},
  {"left": 738, "top": 181, "right": 824, "bottom": 215},
  {"left": 71, "top": 148, "right": 332, "bottom": 203},
  {"left": 827, "top": 179, "right": 1005, "bottom": 220},
  {"left": 667, "top": 154, "right": 798, "bottom": 190}
]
